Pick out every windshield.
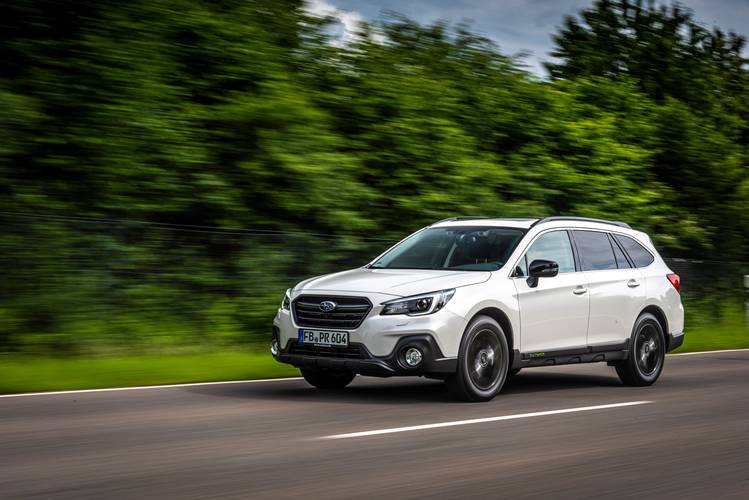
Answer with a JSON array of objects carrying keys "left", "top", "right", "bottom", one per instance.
[{"left": 370, "top": 226, "right": 525, "bottom": 271}]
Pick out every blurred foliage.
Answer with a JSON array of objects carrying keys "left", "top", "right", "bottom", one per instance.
[{"left": 0, "top": 0, "right": 747, "bottom": 354}]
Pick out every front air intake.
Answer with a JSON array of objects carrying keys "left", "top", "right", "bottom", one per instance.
[{"left": 292, "top": 295, "right": 372, "bottom": 329}]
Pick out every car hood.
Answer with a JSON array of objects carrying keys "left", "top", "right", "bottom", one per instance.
[{"left": 293, "top": 267, "right": 491, "bottom": 298}]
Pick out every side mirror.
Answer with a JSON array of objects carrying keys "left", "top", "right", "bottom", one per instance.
[{"left": 527, "top": 259, "right": 559, "bottom": 288}]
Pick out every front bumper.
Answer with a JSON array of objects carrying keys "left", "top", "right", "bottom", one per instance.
[
  {"left": 272, "top": 292, "right": 465, "bottom": 377},
  {"left": 273, "top": 299, "right": 465, "bottom": 357},
  {"left": 275, "top": 332, "right": 457, "bottom": 378}
]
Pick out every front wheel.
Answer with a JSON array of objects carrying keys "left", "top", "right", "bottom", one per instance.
[
  {"left": 615, "top": 312, "right": 665, "bottom": 386},
  {"left": 301, "top": 367, "right": 356, "bottom": 389},
  {"left": 446, "top": 315, "right": 509, "bottom": 402}
]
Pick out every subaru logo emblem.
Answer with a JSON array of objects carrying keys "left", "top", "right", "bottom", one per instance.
[{"left": 319, "top": 300, "right": 337, "bottom": 312}]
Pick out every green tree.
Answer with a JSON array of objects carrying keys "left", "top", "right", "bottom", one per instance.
[
  {"left": 547, "top": 0, "right": 749, "bottom": 259},
  {"left": 0, "top": 1, "right": 746, "bottom": 354}
]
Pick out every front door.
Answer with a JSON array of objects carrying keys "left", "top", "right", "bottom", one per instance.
[{"left": 513, "top": 230, "right": 589, "bottom": 353}]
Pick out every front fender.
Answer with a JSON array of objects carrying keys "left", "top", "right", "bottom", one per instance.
[{"left": 443, "top": 278, "right": 520, "bottom": 355}]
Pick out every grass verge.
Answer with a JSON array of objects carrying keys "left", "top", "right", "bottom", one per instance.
[
  {"left": 0, "top": 351, "right": 299, "bottom": 395},
  {"left": 0, "top": 320, "right": 746, "bottom": 395},
  {"left": 674, "top": 321, "right": 749, "bottom": 353}
]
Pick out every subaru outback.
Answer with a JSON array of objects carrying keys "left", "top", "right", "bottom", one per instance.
[{"left": 272, "top": 216, "right": 684, "bottom": 401}]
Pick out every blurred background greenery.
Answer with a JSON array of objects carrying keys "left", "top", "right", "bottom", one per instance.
[{"left": 0, "top": 0, "right": 747, "bottom": 390}]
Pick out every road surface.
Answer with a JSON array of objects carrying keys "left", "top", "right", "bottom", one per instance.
[{"left": 1, "top": 350, "right": 748, "bottom": 499}]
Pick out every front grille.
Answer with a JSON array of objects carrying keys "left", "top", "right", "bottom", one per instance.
[
  {"left": 288, "top": 341, "right": 365, "bottom": 359},
  {"left": 293, "top": 295, "right": 372, "bottom": 330}
]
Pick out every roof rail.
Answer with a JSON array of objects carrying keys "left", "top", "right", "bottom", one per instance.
[
  {"left": 432, "top": 216, "right": 493, "bottom": 225},
  {"left": 530, "top": 216, "right": 631, "bottom": 229}
]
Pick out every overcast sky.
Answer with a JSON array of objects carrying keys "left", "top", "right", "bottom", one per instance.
[{"left": 307, "top": 0, "right": 749, "bottom": 75}]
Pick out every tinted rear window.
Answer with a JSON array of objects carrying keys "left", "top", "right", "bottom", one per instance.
[
  {"left": 573, "top": 230, "right": 617, "bottom": 271},
  {"left": 613, "top": 234, "right": 655, "bottom": 268}
]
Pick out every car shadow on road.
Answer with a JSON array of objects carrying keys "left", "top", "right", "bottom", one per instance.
[
  {"left": 187, "top": 369, "right": 623, "bottom": 405},
  {"left": 503, "top": 371, "right": 621, "bottom": 395}
]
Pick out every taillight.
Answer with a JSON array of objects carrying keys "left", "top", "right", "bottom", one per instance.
[{"left": 667, "top": 273, "right": 680, "bottom": 293}]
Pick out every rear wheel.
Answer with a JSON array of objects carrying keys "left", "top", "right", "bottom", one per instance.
[
  {"left": 301, "top": 367, "right": 355, "bottom": 389},
  {"left": 615, "top": 312, "right": 665, "bottom": 386},
  {"left": 446, "top": 315, "right": 509, "bottom": 402}
]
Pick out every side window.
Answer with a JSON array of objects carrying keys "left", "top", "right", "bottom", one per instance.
[
  {"left": 523, "top": 231, "right": 576, "bottom": 274},
  {"left": 613, "top": 234, "right": 655, "bottom": 268},
  {"left": 609, "top": 234, "right": 631, "bottom": 269},
  {"left": 573, "top": 230, "right": 618, "bottom": 271}
]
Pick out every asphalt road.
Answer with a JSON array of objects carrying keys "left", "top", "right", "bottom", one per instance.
[{"left": 1, "top": 350, "right": 748, "bottom": 499}]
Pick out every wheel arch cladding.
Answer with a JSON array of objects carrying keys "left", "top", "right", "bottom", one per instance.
[
  {"left": 641, "top": 305, "right": 668, "bottom": 339},
  {"left": 471, "top": 307, "right": 514, "bottom": 360}
]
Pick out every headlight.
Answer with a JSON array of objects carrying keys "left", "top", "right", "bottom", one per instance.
[
  {"left": 281, "top": 289, "right": 291, "bottom": 310},
  {"left": 381, "top": 289, "right": 455, "bottom": 316}
]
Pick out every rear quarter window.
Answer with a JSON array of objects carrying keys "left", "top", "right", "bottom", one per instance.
[{"left": 613, "top": 234, "right": 655, "bottom": 268}]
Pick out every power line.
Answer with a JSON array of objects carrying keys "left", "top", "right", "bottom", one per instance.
[
  {"left": 3, "top": 212, "right": 745, "bottom": 264},
  {"left": 0, "top": 211, "right": 397, "bottom": 242}
]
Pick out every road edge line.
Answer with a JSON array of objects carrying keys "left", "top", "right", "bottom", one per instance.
[
  {"left": 2, "top": 348, "right": 747, "bottom": 399},
  {"left": 668, "top": 348, "right": 749, "bottom": 356},
  {"left": 0, "top": 377, "right": 303, "bottom": 399}
]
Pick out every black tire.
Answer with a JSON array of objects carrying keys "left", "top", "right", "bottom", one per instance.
[
  {"left": 446, "top": 315, "right": 510, "bottom": 402},
  {"left": 301, "top": 367, "right": 356, "bottom": 389},
  {"left": 615, "top": 312, "right": 665, "bottom": 386}
]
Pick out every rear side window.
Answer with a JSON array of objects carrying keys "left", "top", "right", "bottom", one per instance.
[
  {"left": 573, "top": 230, "right": 617, "bottom": 271},
  {"left": 613, "top": 234, "right": 655, "bottom": 268}
]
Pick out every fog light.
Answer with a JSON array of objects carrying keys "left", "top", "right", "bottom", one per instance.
[
  {"left": 404, "top": 347, "right": 423, "bottom": 367},
  {"left": 270, "top": 337, "right": 280, "bottom": 356}
]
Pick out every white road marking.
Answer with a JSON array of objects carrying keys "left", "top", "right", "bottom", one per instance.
[
  {"left": 0, "top": 377, "right": 303, "bottom": 399},
  {"left": 668, "top": 348, "right": 749, "bottom": 356},
  {"left": 321, "top": 401, "right": 653, "bottom": 439}
]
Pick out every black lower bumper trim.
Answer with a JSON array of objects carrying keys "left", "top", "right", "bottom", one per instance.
[
  {"left": 667, "top": 332, "right": 685, "bottom": 352},
  {"left": 276, "top": 335, "right": 456, "bottom": 377},
  {"left": 278, "top": 353, "right": 398, "bottom": 376}
]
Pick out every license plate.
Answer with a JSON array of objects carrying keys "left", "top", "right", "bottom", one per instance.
[{"left": 298, "top": 329, "right": 349, "bottom": 347}]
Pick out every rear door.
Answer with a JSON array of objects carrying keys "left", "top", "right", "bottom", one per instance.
[
  {"left": 513, "top": 230, "right": 589, "bottom": 353},
  {"left": 571, "top": 230, "right": 646, "bottom": 348}
]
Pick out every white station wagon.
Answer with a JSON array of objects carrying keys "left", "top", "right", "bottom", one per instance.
[{"left": 272, "top": 217, "right": 684, "bottom": 401}]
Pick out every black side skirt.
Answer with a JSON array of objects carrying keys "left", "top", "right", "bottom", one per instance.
[{"left": 512, "top": 341, "right": 630, "bottom": 369}]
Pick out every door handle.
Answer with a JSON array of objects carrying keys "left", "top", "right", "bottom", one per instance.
[
  {"left": 627, "top": 279, "right": 640, "bottom": 288},
  {"left": 572, "top": 286, "right": 587, "bottom": 295}
]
